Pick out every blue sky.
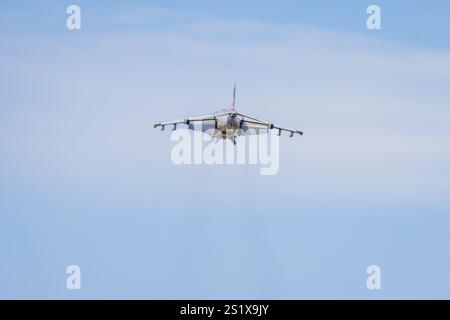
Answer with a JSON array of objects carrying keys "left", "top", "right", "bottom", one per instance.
[{"left": 1, "top": 1, "right": 450, "bottom": 299}]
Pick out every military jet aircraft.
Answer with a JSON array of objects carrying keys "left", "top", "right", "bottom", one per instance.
[{"left": 154, "top": 84, "right": 303, "bottom": 145}]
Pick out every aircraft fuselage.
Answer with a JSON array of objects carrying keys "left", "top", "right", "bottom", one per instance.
[{"left": 215, "top": 111, "right": 242, "bottom": 140}]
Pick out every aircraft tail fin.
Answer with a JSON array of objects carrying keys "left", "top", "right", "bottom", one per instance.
[{"left": 231, "top": 82, "right": 236, "bottom": 112}]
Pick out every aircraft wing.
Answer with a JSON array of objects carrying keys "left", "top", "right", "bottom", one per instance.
[
  {"left": 238, "top": 113, "right": 303, "bottom": 137},
  {"left": 154, "top": 114, "right": 216, "bottom": 131}
]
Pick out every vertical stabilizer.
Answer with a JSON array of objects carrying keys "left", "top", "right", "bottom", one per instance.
[{"left": 231, "top": 82, "right": 236, "bottom": 112}]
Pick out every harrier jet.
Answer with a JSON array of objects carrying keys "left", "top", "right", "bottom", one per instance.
[{"left": 154, "top": 84, "right": 303, "bottom": 145}]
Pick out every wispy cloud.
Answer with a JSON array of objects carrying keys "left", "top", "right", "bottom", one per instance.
[{"left": 1, "top": 8, "right": 450, "bottom": 207}]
